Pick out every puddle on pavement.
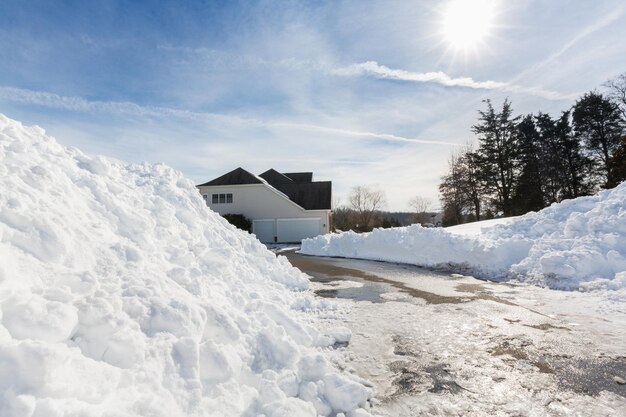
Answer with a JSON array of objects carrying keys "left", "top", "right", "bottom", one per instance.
[
  {"left": 314, "top": 283, "right": 389, "bottom": 303},
  {"left": 285, "top": 252, "right": 468, "bottom": 305},
  {"left": 285, "top": 252, "right": 519, "bottom": 307}
]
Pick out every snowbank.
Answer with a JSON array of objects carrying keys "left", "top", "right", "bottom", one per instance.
[
  {"left": 445, "top": 217, "right": 517, "bottom": 236},
  {"left": 302, "top": 185, "right": 626, "bottom": 292},
  {"left": 0, "top": 114, "right": 371, "bottom": 417}
]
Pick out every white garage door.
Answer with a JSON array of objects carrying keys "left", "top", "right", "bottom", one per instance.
[
  {"left": 277, "top": 218, "right": 321, "bottom": 243},
  {"left": 252, "top": 220, "right": 275, "bottom": 243}
]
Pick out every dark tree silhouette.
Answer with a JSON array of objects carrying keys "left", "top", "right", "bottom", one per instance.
[
  {"left": 472, "top": 99, "right": 520, "bottom": 216},
  {"left": 573, "top": 92, "right": 624, "bottom": 187}
]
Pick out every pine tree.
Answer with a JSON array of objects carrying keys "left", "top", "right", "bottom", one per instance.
[
  {"left": 513, "top": 114, "right": 544, "bottom": 213},
  {"left": 460, "top": 149, "right": 483, "bottom": 221},
  {"left": 573, "top": 91, "right": 624, "bottom": 187},
  {"left": 472, "top": 99, "right": 520, "bottom": 216},
  {"left": 554, "top": 111, "right": 594, "bottom": 198},
  {"left": 439, "top": 152, "right": 467, "bottom": 226},
  {"left": 535, "top": 112, "right": 563, "bottom": 203},
  {"left": 608, "top": 136, "right": 626, "bottom": 186}
]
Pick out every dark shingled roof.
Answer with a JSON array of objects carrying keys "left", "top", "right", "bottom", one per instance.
[
  {"left": 197, "top": 167, "right": 262, "bottom": 186},
  {"left": 283, "top": 172, "right": 313, "bottom": 183},
  {"left": 198, "top": 167, "right": 331, "bottom": 210},
  {"left": 259, "top": 169, "right": 331, "bottom": 210},
  {"left": 258, "top": 169, "right": 294, "bottom": 185}
]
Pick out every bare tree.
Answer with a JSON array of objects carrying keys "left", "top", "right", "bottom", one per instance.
[
  {"left": 348, "top": 186, "right": 386, "bottom": 231},
  {"left": 408, "top": 195, "right": 431, "bottom": 224},
  {"left": 605, "top": 73, "right": 626, "bottom": 119}
]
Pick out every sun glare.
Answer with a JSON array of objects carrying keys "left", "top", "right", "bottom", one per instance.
[{"left": 442, "top": 0, "right": 496, "bottom": 51}]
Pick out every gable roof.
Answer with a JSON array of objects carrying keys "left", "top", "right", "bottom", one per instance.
[
  {"left": 197, "top": 167, "right": 262, "bottom": 186},
  {"left": 283, "top": 172, "right": 313, "bottom": 183},
  {"left": 259, "top": 169, "right": 331, "bottom": 210},
  {"left": 258, "top": 169, "right": 294, "bottom": 185},
  {"left": 199, "top": 167, "right": 332, "bottom": 211}
]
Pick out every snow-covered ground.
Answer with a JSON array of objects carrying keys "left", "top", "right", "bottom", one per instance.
[
  {"left": 302, "top": 187, "right": 626, "bottom": 295},
  {"left": 445, "top": 217, "right": 517, "bottom": 236},
  {"left": 0, "top": 115, "right": 372, "bottom": 417}
]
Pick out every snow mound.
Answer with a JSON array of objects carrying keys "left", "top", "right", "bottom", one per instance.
[
  {"left": 302, "top": 184, "right": 626, "bottom": 292},
  {"left": 0, "top": 114, "right": 371, "bottom": 417}
]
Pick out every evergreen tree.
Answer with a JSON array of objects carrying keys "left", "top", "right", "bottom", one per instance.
[
  {"left": 554, "top": 111, "right": 594, "bottom": 198},
  {"left": 608, "top": 136, "right": 626, "bottom": 187},
  {"left": 460, "top": 150, "right": 483, "bottom": 221},
  {"left": 573, "top": 91, "right": 624, "bottom": 187},
  {"left": 472, "top": 99, "right": 520, "bottom": 216},
  {"left": 513, "top": 114, "right": 544, "bottom": 213},
  {"left": 439, "top": 152, "right": 466, "bottom": 226},
  {"left": 535, "top": 112, "right": 562, "bottom": 203}
]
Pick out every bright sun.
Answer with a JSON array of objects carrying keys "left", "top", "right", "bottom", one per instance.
[{"left": 442, "top": 0, "right": 496, "bottom": 51}]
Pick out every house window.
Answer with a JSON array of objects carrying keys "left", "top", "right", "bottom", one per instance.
[{"left": 211, "top": 193, "right": 233, "bottom": 204}]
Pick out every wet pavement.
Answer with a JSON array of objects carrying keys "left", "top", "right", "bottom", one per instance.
[
  {"left": 286, "top": 251, "right": 479, "bottom": 305},
  {"left": 282, "top": 250, "right": 626, "bottom": 415}
]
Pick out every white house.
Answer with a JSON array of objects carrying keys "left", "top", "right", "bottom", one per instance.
[{"left": 197, "top": 168, "right": 332, "bottom": 243}]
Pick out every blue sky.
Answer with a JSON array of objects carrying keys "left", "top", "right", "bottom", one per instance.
[{"left": 1, "top": 0, "right": 625, "bottom": 210}]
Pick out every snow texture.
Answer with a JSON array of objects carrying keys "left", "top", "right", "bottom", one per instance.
[
  {"left": 0, "top": 114, "right": 371, "bottom": 417},
  {"left": 302, "top": 184, "right": 626, "bottom": 293}
]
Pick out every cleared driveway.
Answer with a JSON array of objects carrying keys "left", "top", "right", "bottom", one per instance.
[{"left": 285, "top": 251, "right": 626, "bottom": 417}]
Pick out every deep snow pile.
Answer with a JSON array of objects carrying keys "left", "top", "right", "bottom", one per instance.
[
  {"left": 302, "top": 185, "right": 626, "bottom": 292},
  {"left": 0, "top": 114, "right": 371, "bottom": 417}
]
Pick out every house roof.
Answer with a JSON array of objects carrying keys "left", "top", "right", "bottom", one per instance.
[
  {"left": 198, "top": 167, "right": 331, "bottom": 211},
  {"left": 258, "top": 169, "right": 294, "bottom": 185},
  {"left": 197, "top": 167, "right": 262, "bottom": 186},
  {"left": 283, "top": 172, "right": 313, "bottom": 183},
  {"left": 259, "top": 169, "right": 331, "bottom": 210}
]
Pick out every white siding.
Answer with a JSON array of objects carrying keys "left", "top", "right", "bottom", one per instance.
[{"left": 197, "top": 183, "right": 330, "bottom": 238}]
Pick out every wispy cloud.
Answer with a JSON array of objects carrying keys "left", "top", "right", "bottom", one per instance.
[
  {"left": 333, "top": 61, "right": 508, "bottom": 90},
  {"left": 513, "top": 5, "right": 626, "bottom": 83},
  {"left": 271, "top": 122, "right": 458, "bottom": 146},
  {"left": 332, "top": 61, "right": 578, "bottom": 101},
  {"left": 0, "top": 85, "right": 455, "bottom": 146},
  {"left": 157, "top": 46, "right": 577, "bottom": 101}
]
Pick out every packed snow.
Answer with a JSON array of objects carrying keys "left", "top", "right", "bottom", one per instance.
[
  {"left": 0, "top": 114, "right": 372, "bottom": 417},
  {"left": 302, "top": 184, "right": 626, "bottom": 293},
  {"left": 445, "top": 217, "right": 517, "bottom": 236}
]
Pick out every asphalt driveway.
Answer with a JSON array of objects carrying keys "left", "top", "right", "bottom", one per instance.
[{"left": 284, "top": 251, "right": 626, "bottom": 417}]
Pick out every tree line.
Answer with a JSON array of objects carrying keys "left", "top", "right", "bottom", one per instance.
[
  {"left": 439, "top": 73, "right": 626, "bottom": 226},
  {"left": 331, "top": 186, "right": 436, "bottom": 232}
]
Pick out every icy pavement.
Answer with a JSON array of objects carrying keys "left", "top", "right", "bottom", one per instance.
[
  {"left": 285, "top": 252, "right": 626, "bottom": 417},
  {"left": 265, "top": 243, "right": 302, "bottom": 254}
]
